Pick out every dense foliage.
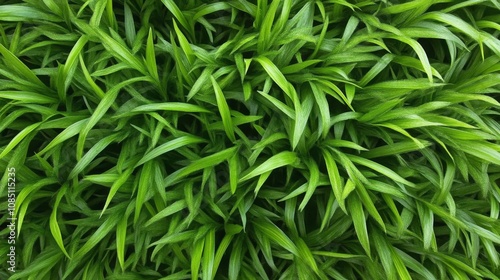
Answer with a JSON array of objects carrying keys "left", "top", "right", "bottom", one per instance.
[{"left": 1, "top": 0, "right": 500, "bottom": 279}]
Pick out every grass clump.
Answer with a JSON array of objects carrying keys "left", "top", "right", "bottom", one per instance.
[{"left": 1, "top": 0, "right": 500, "bottom": 279}]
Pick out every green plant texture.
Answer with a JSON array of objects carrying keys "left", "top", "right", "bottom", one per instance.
[{"left": 1, "top": 0, "right": 500, "bottom": 279}]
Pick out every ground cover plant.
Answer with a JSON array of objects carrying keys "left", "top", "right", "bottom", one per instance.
[{"left": 1, "top": 0, "right": 500, "bottom": 279}]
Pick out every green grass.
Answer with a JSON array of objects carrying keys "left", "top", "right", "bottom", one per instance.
[{"left": 1, "top": 0, "right": 500, "bottom": 279}]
